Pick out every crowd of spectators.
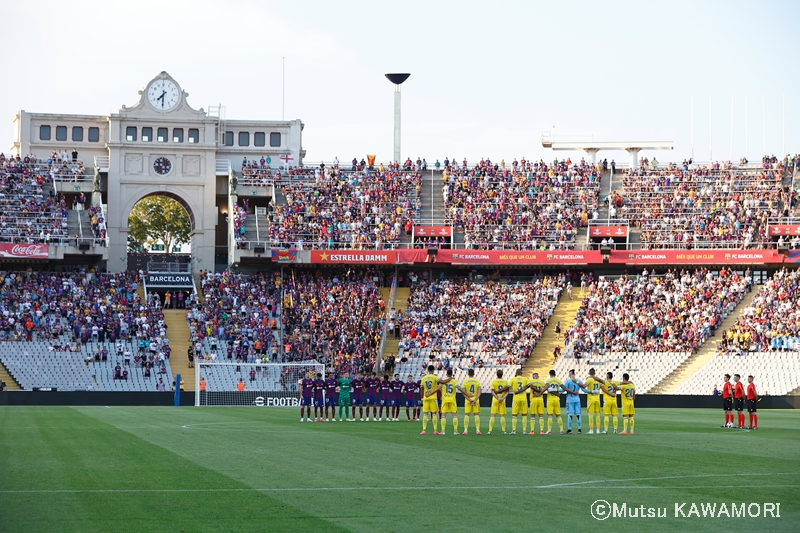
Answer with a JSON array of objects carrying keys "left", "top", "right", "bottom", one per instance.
[
  {"left": 187, "top": 270, "right": 282, "bottom": 364},
  {"left": 564, "top": 267, "right": 748, "bottom": 355},
  {"left": 718, "top": 268, "right": 799, "bottom": 354},
  {"left": 0, "top": 153, "right": 91, "bottom": 245},
  {"left": 618, "top": 159, "right": 787, "bottom": 249},
  {"left": 267, "top": 168, "right": 421, "bottom": 249},
  {"left": 441, "top": 157, "right": 600, "bottom": 250},
  {"left": 398, "top": 275, "right": 564, "bottom": 368},
  {"left": 233, "top": 199, "right": 249, "bottom": 249},
  {"left": 282, "top": 269, "right": 385, "bottom": 375},
  {"left": 87, "top": 203, "right": 107, "bottom": 246},
  {"left": 0, "top": 270, "right": 172, "bottom": 376}
]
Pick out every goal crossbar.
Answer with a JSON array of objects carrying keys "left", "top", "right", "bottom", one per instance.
[{"left": 195, "top": 361, "right": 325, "bottom": 407}]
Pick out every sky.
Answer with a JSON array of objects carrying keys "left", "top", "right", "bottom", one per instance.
[{"left": 1, "top": 0, "right": 798, "bottom": 165}]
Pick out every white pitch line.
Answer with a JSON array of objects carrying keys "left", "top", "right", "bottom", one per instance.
[
  {"left": 1, "top": 473, "right": 796, "bottom": 494},
  {"left": 2, "top": 485, "right": 798, "bottom": 495}
]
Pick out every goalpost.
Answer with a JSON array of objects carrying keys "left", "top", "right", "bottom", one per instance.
[{"left": 195, "top": 361, "right": 325, "bottom": 407}]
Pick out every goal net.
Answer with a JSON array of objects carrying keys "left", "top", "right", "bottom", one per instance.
[{"left": 195, "top": 362, "right": 325, "bottom": 407}]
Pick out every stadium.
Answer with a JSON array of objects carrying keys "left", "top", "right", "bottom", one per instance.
[{"left": 1, "top": 2, "right": 799, "bottom": 532}]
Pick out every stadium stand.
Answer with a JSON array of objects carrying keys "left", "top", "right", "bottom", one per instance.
[
  {"left": 550, "top": 349, "right": 693, "bottom": 394},
  {"left": 394, "top": 275, "right": 564, "bottom": 390},
  {"left": 672, "top": 351, "right": 800, "bottom": 396},
  {"left": 267, "top": 168, "right": 422, "bottom": 249},
  {"left": 442, "top": 158, "right": 600, "bottom": 250},
  {"left": 563, "top": 267, "right": 748, "bottom": 354},
  {"left": 188, "top": 270, "right": 282, "bottom": 364},
  {"left": 282, "top": 269, "right": 386, "bottom": 375},
  {"left": 716, "top": 268, "right": 800, "bottom": 353},
  {"left": 0, "top": 270, "right": 174, "bottom": 390},
  {"left": 618, "top": 160, "right": 786, "bottom": 249}
]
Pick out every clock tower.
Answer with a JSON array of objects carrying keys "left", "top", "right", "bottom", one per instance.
[{"left": 105, "top": 72, "right": 220, "bottom": 274}]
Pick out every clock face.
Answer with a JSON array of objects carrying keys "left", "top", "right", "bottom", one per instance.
[
  {"left": 147, "top": 79, "right": 180, "bottom": 110},
  {"left": 153, "top": 157, "right": 172, "bottom": 175}
]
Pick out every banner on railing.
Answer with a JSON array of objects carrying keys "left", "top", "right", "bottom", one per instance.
[
  {"left": 0, "top": 243, "right": 49, "bottom": 259},
  {"left": 786, "top": 250, "right": 800, "bottom": 263},
  {"left": 271, "top": 248, "right": 297, "bottom": 262},
  {"left": 396, "top": 249, "right": 602, "bottom": 264},
  {"left": 768, "top": 225, "right": 800, "bottom": 236},
  {"left": 414, "top": 225, "right": 452, "bottom": 237},
  {"left": 310, "top": 250, "right": 397, "bottom": 264},
  {"left": 609, "top": 249, "right": 784, "bottom": 264},
  {"left": 589, "top": 226, "right": 629, "bottom": 238}
]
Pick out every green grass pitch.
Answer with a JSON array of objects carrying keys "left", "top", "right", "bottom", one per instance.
[{"left": 0, "top": 406, "right": 798, "bottom": 533}]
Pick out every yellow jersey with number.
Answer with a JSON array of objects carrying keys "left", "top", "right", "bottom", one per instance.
[
  {"left": 441, "top": 380, "right": 457, "bottom": 401},
  {"left": 490, "top": 378, "right": 509, "bottom": 400},
  {"left": 602, "top": 379, "right": 620, "bottom": 403},
  {"left": 509, "top": 376, "right": 530, "bottom": 402},
  {"left": 461, "top": 378, "right": 481, "bottom": 400},
  {"left": 620, "top": 382, "right": 636, "bottom": 405},
  {"left": 585, "top": 377, "right": 603, "bottom": 403}
]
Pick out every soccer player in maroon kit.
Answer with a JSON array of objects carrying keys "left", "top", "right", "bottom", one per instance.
[
  {"left": 733, "top": 374, "right": 746, "bottom": 429},
  {"left": 300, "top": 373, "right": 314, "bottom": 422},
  {"left": 366, "top": 372, "right": 379, "bottom": 421},
  {"left": 721, "top": 374, "right": 733, "bottom": 428},
  {"left": 324, "top": 373, "right": 338, "bottom": 421},
  {"left": 312, "top": 373, "right": 325, "bottom": 422},
  {"left": 404, "top": 374, "right": 416, "bottom": 421},
  {"left": 391, "top": 373, "right": 403, "bottom": 420},
  {"left": 746, "top": 375, "right": 758, "bottom": 429},
  {"left": 351, "top": 372, "right": 365, "bottom": 421},
  {"left": 379, "top": 375, "right": 392, "bottom": 421}
]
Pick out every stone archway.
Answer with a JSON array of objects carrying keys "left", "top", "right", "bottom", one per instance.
[
  {"left": 125, "top": 193, "right": 195, "bottom": 271},
  {"left": 108, "top": 184, "right": 215, "bottom": 275}
]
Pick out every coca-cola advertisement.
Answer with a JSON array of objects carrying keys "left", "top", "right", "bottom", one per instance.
[{"left": 0, "top": 243, "right": 49, "bottom": 259}]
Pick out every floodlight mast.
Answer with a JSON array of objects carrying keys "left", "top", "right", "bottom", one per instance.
[{"left": 385, "top": 74, "right": 410, "bottom": 165}]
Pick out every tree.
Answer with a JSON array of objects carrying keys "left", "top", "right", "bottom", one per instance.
[{"left": 128, "top": 196, "right": 191, "bottom": 253}]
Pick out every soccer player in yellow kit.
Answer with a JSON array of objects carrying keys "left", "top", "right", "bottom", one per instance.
[
  {"left": 420, "top": 365, "right": 440, "bottom": 435},
  {"left": 584, "top": 368, "right": 604, "bottom": 434},
  {"left": 439, "top": 369, "right": 459, "bottom": 435},
  {"left": 508, "top": 369, "right": 529, "bottom": 435},
  {"left": 528, "top": 372, "right": 546, "bottom": 435},
  {"left": 545, "top": 369, "right": 565, "bottom": 434},
  {"left": 601, "top": 371, "right": 621, "bottom": 434},
  {"left": 619, "top": 373, "right": 636, "bottom": 434},
  {"left": 488, "top": 369, "right": 509, "bottom": 434},
  {"left": 461, "top": 369, "right": 482, "bottom": 435}
]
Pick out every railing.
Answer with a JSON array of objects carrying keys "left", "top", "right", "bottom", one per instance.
[
  {"left": 250, "top": 238, "right": 794, "bottom": 252},
  {"left": 94, "top": 155, "right": 109, "bottom": 169},
  {"left": 375, "top": 272, "right": 398, "bottom": 374},
  {"left": 148, "top": 261, "right": 191, "bottom": 273},
  {"left": 99, "top": 203, "right": 108, "bottom": 248},
  {"left": 76, "top": 210, "right": 84, "bottom": 240},
  {"left": 215, "top": 159, "right": 231, "bottom": 174}
]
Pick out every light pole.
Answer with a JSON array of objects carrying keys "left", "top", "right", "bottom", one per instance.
[{"left": 385, "top": 73, "right": 410, "bottom": 165}]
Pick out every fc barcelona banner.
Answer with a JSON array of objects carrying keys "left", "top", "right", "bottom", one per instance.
[
  {"left": 271, "top": 248, "right": 297, "bottom": 262},
  {"left": 609, "top": 249, "right": 784, "bottom": 265},
  {"left": 395, "top": 249, "right": 601, "bottom": 265}
]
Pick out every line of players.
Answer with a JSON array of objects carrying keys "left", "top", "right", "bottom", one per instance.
[
  {"left": 299, "top": 371, "right": 426, "bottom": 422},
  {"left": 720, "top": 374, "right": 759, "bottom": 430},
  {"left": 299, "top": 366, "right": 637, "bottom": 436},
  {"left": 419, "top": 366, "right": 636, "bottom": 435}
]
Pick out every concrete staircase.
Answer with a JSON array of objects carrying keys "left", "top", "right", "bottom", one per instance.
[
  {"left": 382, "top": 287, "right": 410, "bottom": 360},
  {"left": 163, "top": 310, "right": 194, "bottom": 391},
  {"left": 0, "top": 360, "right": 22, "bottom": 390},
  {"left": 650, "top": 285, "right": 763, "bottom": 394},
  {"left": 66, "top": 210, "right": 86, "bottom": 241},
  {"left": 522, "top": 294, "right": 584, "bottom": 378},
  {"left": 419, "top": 171, "right": 445, "bottom": 224}
]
